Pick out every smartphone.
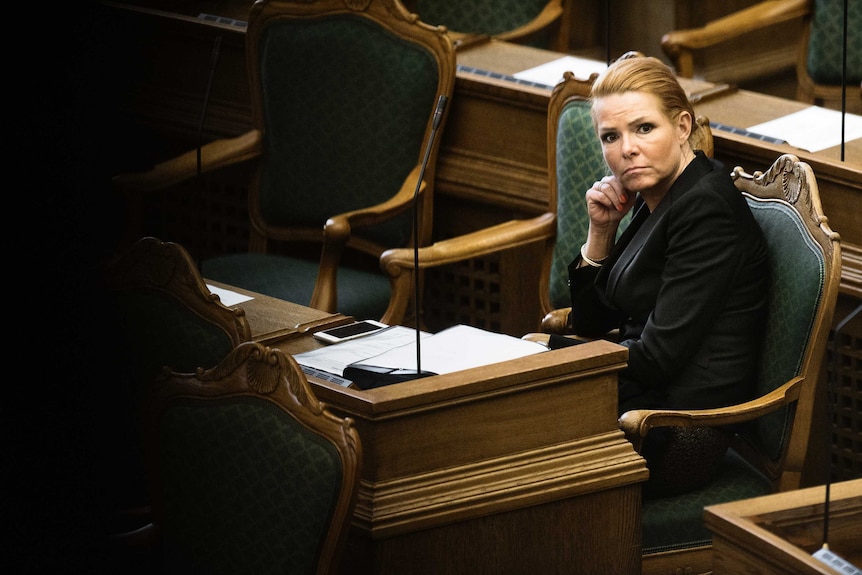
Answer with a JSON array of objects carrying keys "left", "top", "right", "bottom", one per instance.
[{"left": 313, "top": 320, "right": 390, "bottom": 344}]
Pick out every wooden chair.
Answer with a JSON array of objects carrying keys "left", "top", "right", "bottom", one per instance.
[
  {"left": 403, "top": 0, "right": 569, "bottom": 51},
  {"left": 98, "top": 236, "right": 251, "bottom": 534},
  {"left": 661, "top": 0, "right": 862, "bottom": 114},
  {"left": 140, "top": 341, "right": 362, "bottom": 575},
  {"left": 380, "top": 69, "right": 713, "bottom": 331},
  {"left": 622, "top": 153, "right": 842, "bottom": 575},
  {"left": 113, "top": 0, "right": 457, "bottom": 324}
]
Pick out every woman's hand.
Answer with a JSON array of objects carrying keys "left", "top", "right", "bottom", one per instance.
[{"left": 585, "top": 176, "right": 637, "bottom": 229}]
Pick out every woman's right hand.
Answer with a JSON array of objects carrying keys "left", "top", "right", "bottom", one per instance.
[{"left": 585, "top": 176, "right": 636, "bottom": 228}]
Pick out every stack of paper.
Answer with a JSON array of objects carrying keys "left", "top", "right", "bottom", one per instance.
[{"left": 295, "top": 324, "right": 547, "bottom": 377}]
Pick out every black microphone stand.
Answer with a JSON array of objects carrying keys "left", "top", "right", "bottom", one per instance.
[
  {"left": 812, "top": 302, "right": 861, "bottom": 572},
  {"left": 342, "top": 95, "right": 448, "bottom": 389}
]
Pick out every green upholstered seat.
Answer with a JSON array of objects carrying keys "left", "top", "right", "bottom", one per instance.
[
  {"left": 110, "top": 289, "right": 239, "bottom": 380},
  {"left": 202, "top": 252, "right": 391, "bottom": 324},
  {"left": 660, "top": 0, "right": 861, "bottom": 113},
  {"left": 144, "top": 342, "right": 362, "bottom": 575},
  {"left": 642, "top": 450, "right": 773, "bottom": 552}
]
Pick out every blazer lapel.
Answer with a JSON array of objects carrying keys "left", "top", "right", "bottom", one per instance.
[{"left": 600, "top": 200, "right": 652, "bottom": 294}]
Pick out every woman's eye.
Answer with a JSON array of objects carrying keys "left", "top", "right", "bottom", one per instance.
[
  {"left": 637, "top": 123, "right": 654, "bottom": 134},
  {"left": 601, "top": 133, "right": 618, "bottom": 144}
]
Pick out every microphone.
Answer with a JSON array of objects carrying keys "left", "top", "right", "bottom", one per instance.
[{"left": 344, "top": 94, "right": 448, "bottom": 389}]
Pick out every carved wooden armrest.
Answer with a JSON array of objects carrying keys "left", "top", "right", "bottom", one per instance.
[
  {"left": 377, "top": 213, "right": 555, "bottom": 324},
  {"left": 661, "top": 0, "right": 810, "bottom": 77},
  {"left": 618, "top": 375, "right": 804, "bottom": 450},
  {"left": 495, "top": 0, "right": 564, "bottom": 43},
  {"left": 312, "top": 165, "right": 429, "bottom": 312},
  {"left": 381, "top": 212, "right": 555, "bottom": 271},
  {"left": 112, "top": 130, "right": 263, "bottom": 194},
  {"left": 540, "top": 307, "right": 571, "bottom": 334}
]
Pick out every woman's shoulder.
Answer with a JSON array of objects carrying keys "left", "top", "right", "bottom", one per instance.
[{"left": 675, "top": 156, "right": 739, "bottom": 204}]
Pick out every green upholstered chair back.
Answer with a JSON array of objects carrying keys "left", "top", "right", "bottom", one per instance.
[
  {"left": 806, "top": 0, "right": 862, "bottom": 84},
  {"left": 742, "top": 194, "right": 824, "bottom": 462},
  {"left": 548, "top": 97, "right": 608, "bottom": 310},
  {"left": 254, "top": 16, "right": 438, "bottom": 249},
  {"left": 732, "top": 154, "right": 841, "bottom": 488},
  {"left": 144, "top": 342, "right": 362, "bottom": 575},
  {"left": 111, "top": 290, "right": 238, "bottom": 382},
  {"left": 103, "top": 237, "right": 250, "bottom": 387},
  {"left": 99, "top": 237, "right": 251, "bottom": 523},
  {"left": 412, "top": 0, "right": 557, "bottom": 47}
]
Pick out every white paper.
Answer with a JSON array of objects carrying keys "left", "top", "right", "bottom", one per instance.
[
  {"left": 294, "top": 326, "right": 430, "bottom": 376},
  {"left": 513, "top": 56, "right": 608, "bottom": 87},
  {"left": 747, "top": 106, "right": 862, "bottom": 153},
  {"left": 353, "top": 324, "right": 547, "bottom": 375},
  {"left": 206, "top": 284, "right": 253, "bottom": 306},
  {"left": 294, "top": 324, "right": 547, "bottom": 377}
]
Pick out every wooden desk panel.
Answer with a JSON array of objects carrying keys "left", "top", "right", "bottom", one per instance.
[
  {"left": 230, "top": 293, "right": 646, "bottom": 575},
  {"left": 705, "top": 478, "right": 862, "bottom": 574}
]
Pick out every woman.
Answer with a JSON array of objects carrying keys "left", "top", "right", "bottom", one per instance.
[{"left": 534, "top": 54, "right": 769, "bottom": 494}]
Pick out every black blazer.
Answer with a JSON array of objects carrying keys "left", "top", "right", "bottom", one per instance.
[{"left": 565, "top": 153, "right": 769, "bottom": 414}]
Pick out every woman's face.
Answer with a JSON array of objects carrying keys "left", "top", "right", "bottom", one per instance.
[{"left": 593, "top": 91, "right": 692, "bottom": 206}]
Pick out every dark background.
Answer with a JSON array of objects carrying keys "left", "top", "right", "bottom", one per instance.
[{"left": 10, "top": 3, "right": 151, "bottom": 572}]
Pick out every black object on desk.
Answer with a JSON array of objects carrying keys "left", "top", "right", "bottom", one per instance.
[{"left": 343, "top": 363, "right": 436, "bottom": 389}]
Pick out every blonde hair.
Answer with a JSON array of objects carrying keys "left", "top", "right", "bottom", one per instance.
[{"left": 590, "top": 53, "right": 698, "bottom": 143}]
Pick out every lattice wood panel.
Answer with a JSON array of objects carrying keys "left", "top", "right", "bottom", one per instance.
[
  {"left": 827, "top": 301, "right": 862, "bottom": 482},
  {"left": 424, "top": 256, "right": 503, "bottom": 334},
  {"left": 132, "top": 163, "right": 251, "bottom": 262}
]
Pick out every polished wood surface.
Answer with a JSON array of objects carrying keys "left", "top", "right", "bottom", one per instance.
[
  {"left": 705, "top": 478, "right": 862, "bottom": 574},
  {"left": 206, "top": 280, "right": 353, "bottom": 345},
  {"left": 225, "top": 288, "right": 647, "bottom": 575}
]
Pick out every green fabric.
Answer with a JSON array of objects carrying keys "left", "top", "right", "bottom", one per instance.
[
  {"left": 549, "top": 99, "right": 626, "bottom": 310},
  {"left": 642, "top": 449, "right": 772, "bottom": 553},
  {"left": 415, "top": 0, "right": 556, "bottom": 46},
  {"left": 114, "top": 290, "right": 236, "bottom": 383},
  {"left": 417, "top": 0, "right": 551, "bottom": 35},
  {"left": 746, "top": 198, "right": 824, "bottom": 461},
  {"left": 159, "top": 398, "right": 343, "bottom": 575},
  {"left": 201, "top": 252, "right": 392, "bottom": 321},
  {"left": 257, "top": 15, "right": 438, "bottom": 248},
  {"left": 807, "top": 0, "right": 862, "bottom": 84},
  {"left": 102, "top": 289, "right": 238, "bottom": 511}
]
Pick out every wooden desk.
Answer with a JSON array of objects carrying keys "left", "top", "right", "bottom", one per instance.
[
  {"left": 227, "top": 290, "right": 647, "bottom": 575},
  {"left": 207, "top": 280, "right": 354, "bottom": 345},
  {"left": 704, "top": 478, "right": 862, "bottom": 574}
]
